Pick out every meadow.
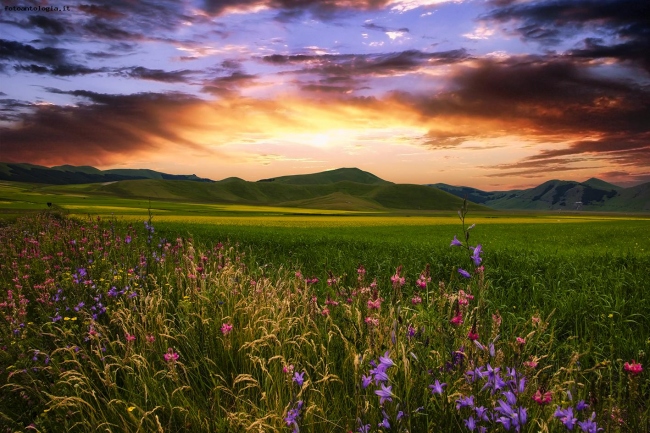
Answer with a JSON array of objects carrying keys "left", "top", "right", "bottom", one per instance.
[{"left": 0, "top": 197, "right": 649, "bottom": 432}]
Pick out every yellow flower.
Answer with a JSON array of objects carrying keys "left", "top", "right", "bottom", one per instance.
[
  {"left": 608, "top": 314, "right": 614, "bottom": 319},
  {"left": 64, "top": 317, "right": 70, "bottom": 321},
  {"left": 127, "top": 406, "right": 136, "bottom": 412},
  {"left": 71, "top": 317, "right": 77, "bottom": 321}
]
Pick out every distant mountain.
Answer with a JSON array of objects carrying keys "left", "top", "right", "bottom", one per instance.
[
  {"left": 433, "top": 178, "right": 650, "bottom": 212},
  {"left": 0, "top": 163, "right": 213, "bottom": 184},
  {"left": 257, "top": 167, "right": 391, "bottom": 185}
]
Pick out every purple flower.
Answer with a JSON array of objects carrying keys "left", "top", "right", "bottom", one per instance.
[
  {"left": 471, "top": 244, "right": 482, "bottom": 266},
  {"left": 378, "top": 417, "right": 391, "bottom": 429},
  {"left": 375, "top": 383, "right": 394, "bottom": 405},
  {"left": 578, "top": 412, "right": 602, "bottom": 433},
  {"left": 372, "top": 370, "right": 389, "bottom": 384},
  {"left": 429, "top": 379, "right": 447, "bottom": 395},
  {"left": 450, "top": 235, "right": 463, "bottom": 247},
  {"left": 475, "top": 406, "right": 489, "bottom": 422},
  {"left": 125, "top": 235, "right": 131, "bottom": 244},
  {"left": 362, "top": 374, "right": 372, "bottom": 389},
  {"left": 293, "top": 371, "right": 305, "bottom": 387},
  {"left": 357, "top": 421, "right": 371, "bottom": 433},
  {"left": 378, "top": 351, "right": 395, "bottom": 370},
  {"left": 456, "top": 395, "right": 475, "bottom": 410},
  {"left": 464, "top": 416, "right": 476, "bottom": 431},
  {"left": 555, "top": 406, "right": 578, "bottom": 431},
  {"left": 576, "top": 400, "right": 588, "bottom": 411},
  {"left": 458, "top": 268, "right": 471, "bottom": 278},
  {"left": 285, "top": 400, "right": 303, "bottom": 432}
]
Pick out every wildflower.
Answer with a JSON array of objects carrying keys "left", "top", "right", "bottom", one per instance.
[
  {"left": 378, "top": 417, "right": 391, "bottom": 429},
  {"left": 458, "top": 268, "right": 471, "bottom": 278},
  {"left": 533, "top": 389, "right": 552, "bottom": 405},
  {"left": 576, "top": 400, "right": 589, "bottom": 411},
  {"left": 146, "top": 334, "right": 155, "bottom": 343},
  {"left": 464, "top": 416, "right": 477, "bottom": 431},
  {"left": 375, "top": 383, "right": 394, "bottom": 405},
  {"left": 578, "top": 412, "right": 602, "bottom": 433},
  {"left": 378, "top": 351, "right": 395, "bottom": 370},
  {"left": 127, "top": 406, "right": 135, "bottom": 412},
  {"left": 471, "top": 244, "right": 482, "bottom": 266},
  {"left": 456, "top": 395, "right": 475, "bottom": 410},
  {"left": 475, "top": 406, "right": 489, "bottom": 422},
  {"left": 125, "top": 235, "right": 131, "bottom": 244},
  {"left": 407, "top": 325, "right": 417, "bottom": 338},
  {"left": 468, "top": 321, "right": 479, "bottom": 341},
  {"left": 450, "top": 314, "right": 463, "bottom": 326},
  {"left": 221, "top": 322, "right": 233, "bottom": 336},
  {"left": 125, "top": 333, "right": 136, "bottom": 342},
  {"left": 283, "top": 364, "right": 294, "bottom": 374},
  {"left": 321, "top": 307, "right": 330, "bottom": 316},
  {"left": 411, "top": 295, "right": 422, "bottom": 305},
  {"left": 365, "top": 316, "right": 379, "bottom": 326},
  {"left": 624, "top": 359, "right": 643, "bottom": 375},
  {"left": 358, "top": 421, "right": 371, "bottom": 433},
  {"left": 516, "top": 337, "right": 526, "bottom": 345},
  {"left": 362, "top": 374, "right": 372, "bottom": 389},
  {"left": 293, "top": 371, "right": 305, "bottom": 387},
  {"left": 451, "top": 235, "right": 462, "bottom": 247},
  {"left": 285, "top": 400, "right": 303, "bottom": 433},
  {"left": 429, "top": 379, "right": 447, "bottom": 395},
  {"left": 164, "top": 348, "right": 179, "bottom": 362},
  {"left": 554, "top": 406, "right": 578, "bottom": 431}
]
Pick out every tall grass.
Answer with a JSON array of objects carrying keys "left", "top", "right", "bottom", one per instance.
[{"left": 0, "top": 210, "right": 648, "bottom": 432}]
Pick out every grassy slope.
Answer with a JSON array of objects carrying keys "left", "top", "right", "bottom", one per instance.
[
  {"left": 258, "top": 167, "right": 392, "bottom": 185},
  {"left": 95, "top": 178, "right": 485, "bottom": 211}
]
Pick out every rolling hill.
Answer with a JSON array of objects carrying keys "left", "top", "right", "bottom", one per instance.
[
  {"left": 433, "top": 179, "right": 650, "bottom": 212},
  {"left": 257, "top": 167, "right": 392, "bottom": 185},
  {"left": 0, "top": 163, "right": 213, "bottom": 184}
]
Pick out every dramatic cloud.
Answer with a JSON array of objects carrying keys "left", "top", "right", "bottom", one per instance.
[
  {"left": 484, "top": 0, "right": 650, "bottom": 72},
  {"left": 0, "top": 90, "right": 207, "bottom": 166}
]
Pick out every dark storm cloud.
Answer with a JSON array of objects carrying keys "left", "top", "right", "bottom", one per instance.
[
  {"left": 0, "top": 90, "right": 205, "bottom": 166},
  {"left": 117, "top": 66, "right": 194, "bottom": 83},
  {"left": 400, "top": 56, "right": 650, "bottom": 133},
  {"left": 484, "top": 0, "right": 650, "bottom": 71},
  {"left": 393, "top": 55, "right": 650, "bottom": 167}
]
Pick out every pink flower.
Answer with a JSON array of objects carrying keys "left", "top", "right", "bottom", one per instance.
[
  {"left": 624, "top": 360, "right": 643, "bottom": 375},
  {"left": 221, "top": 322, "right": 233, "bottom": 336},
  {"left": 125, "top": 333, "right": 136, "bottom": 342},
  {"left": 321, "top": 307, "right": 330, "bottom": 317},
  {"left": 365, "top": 316, "right": 379, "bottom": 326},
  {"left": 450, "top": 314, "right": 463, "bottom": 326},
  {"left": 516, "top": 337, "right": 526, "bottom": 345},
  {"left": 164, "top": 348, "right": 179, "bottom": 362},
  {"left": 367, "top": 298, "right": 382, "bottom": 310},
  {"left": 532, "top": 389, "right": 552, "bottom": 405},
  {"left": 283, "top": 364, "right": 294, "bottom": 374},
  {"left": 411, "top": 295, "right": 422, "bottom": 305},
  {"left": 146, "top": 334, "right": 155, "bottom": 343}
]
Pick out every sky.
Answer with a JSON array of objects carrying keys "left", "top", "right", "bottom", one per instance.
[{"left": 1, "top": 0, "right": 649, "bottom": 190}]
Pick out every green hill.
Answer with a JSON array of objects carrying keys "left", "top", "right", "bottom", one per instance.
[
  {"left": 257, "top": 167, "right": 391, "bottom": 185},
  {"left": 92, "top": 177, "right": 483, "bottom": 211},
  {"left": 0, "top": 163, "right": 213, "bottom": 184}
]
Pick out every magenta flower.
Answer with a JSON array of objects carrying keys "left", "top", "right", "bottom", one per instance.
[
  {"left": 164, "top": 348, "right": 179, "bottom": 362},
  {"left": 221, "top": 322, "right": 233, "bottom": 336},
  {"left": 624, "top": 359, "right": 643, "bottom": 375}
]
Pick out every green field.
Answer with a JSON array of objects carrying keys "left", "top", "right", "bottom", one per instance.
[{"left": 0, "top": 182, "right": 649, "bottom": 432}]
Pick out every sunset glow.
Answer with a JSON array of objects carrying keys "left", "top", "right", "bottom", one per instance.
[{"left": 1, "top": 0, "right": 648, "bottom": 189}]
